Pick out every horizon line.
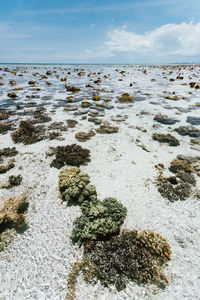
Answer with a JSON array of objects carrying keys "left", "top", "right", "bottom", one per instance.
[{"left": 1, "top": 62, "right": 200, "bottom": 65}]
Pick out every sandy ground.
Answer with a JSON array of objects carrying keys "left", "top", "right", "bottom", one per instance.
[{"left": 0, "top": 64, "right": 200, "bottom": 300}]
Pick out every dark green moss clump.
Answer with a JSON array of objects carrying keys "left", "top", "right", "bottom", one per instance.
[
  {"left": 83, "top": 230, "right": 171, "bottom": 290},
  {"left": 157, "top": 177, "right": 192, "bottom": 201},
  {"left": 156, "top": 155, "right": 199, "bottom": 201},
  {"left": 0, "top": 147, "right": 18, "bottom": 158},
  {"left": 58, "top": 167, "right": 126, "bottom": 245},
  {"left": 71, "top": 198, "right": 127, "bottom": 246},
  {"left": 0, "top": 162, "right": 15, "bottom": 174},
  {"left": 8, "top": 175, "right": 23, "bottom": 186},
  {"left": 67, "top": 229, "right": 171, "bottom": 295}
]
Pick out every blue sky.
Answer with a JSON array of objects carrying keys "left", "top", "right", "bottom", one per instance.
[{"left": 0, "top": 0, "right": 200, "bottom": 63}]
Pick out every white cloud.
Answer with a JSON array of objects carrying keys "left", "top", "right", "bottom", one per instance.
[
  {"left": 86, "top": 22, "right": 200, "bottom": 59},
  {"left": 85, "top": 48, "right": 115, "bottom": 58}
]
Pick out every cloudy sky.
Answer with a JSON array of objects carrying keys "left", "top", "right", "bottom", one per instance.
[{"left": 1, "top": 0, "right": 200, "bottom": 63}]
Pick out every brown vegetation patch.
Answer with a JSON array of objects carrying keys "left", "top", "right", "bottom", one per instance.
[
  {"left": 49, "top": 144, "right": 91, "bottom": 169},
  {"left": 75, "top": 130, "right": 96, "bottom": 142},
  {"left": 11, "top": 120, "right": 46, "bottom": 144}
]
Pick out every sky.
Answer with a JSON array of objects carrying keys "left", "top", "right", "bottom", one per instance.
[{"left": 0, "top": 0, "right": 200, "bottom": 63}]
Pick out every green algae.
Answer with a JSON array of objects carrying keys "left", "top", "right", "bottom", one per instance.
[{"left": 71, "top": 197, "right": 127, "bottom": 246}]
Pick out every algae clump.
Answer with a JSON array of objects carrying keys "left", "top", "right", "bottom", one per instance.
[
  {"left": 50, "top": 144, "right": 91, "bottom": 169},
  {"left": 59, "top": 167, "right": 97, "bottom": 204},
  {"left": 152, "top": 133, "right": 180, "bottom": 146},
  {"left": 67, "top": 229, "right": 171, "bottom": 295},
  {"left": 83, "top": 229, "right": 171, "bottom": 290},
  {"left": 71, "top": 197, "right": 127, "bottom": 246},
  {"left": 58, "top": 167, "right": 127, "bottom": 246}
]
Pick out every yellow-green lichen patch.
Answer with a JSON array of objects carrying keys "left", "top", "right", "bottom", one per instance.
[
  {"left": 0, "top": 194, "right": 29, "bottom": 251},
  {"left": 58, "top": 167, "right": 97, "bottom": 204}
]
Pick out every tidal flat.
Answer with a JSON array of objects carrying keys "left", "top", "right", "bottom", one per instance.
[{"left": 0, "top": 64, "right": 200, "bottom": 300}]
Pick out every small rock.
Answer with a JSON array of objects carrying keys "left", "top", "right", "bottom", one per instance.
[
  {"left": 186, "top": 116, "right": 200, "bottom": 126},
  {"left": 93, "top": 94, "right": 101, "bottom": 101},
  {"left": 154, "top": 114, "right": 179, "bottom": 125},
  {"left": 111, "top": 115, "right": 128, "bottom": 122},
  {"left": 118, "top": 93, "right": 134, "bottom": 103},
  {"left": 66, "top": 85, "right": 80, "bottom": 93},
  {"left": 88, "top": 117, "right": 102, "bottom": 125},
  {"left": 174, "top": 126, "right": 200, "bottom": 137},
  {"left": 66, "top": 119, "right": 78, "bottom": 128},
  {"left": 7, "top": 92, "right": 17, "bottom": 99}
]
